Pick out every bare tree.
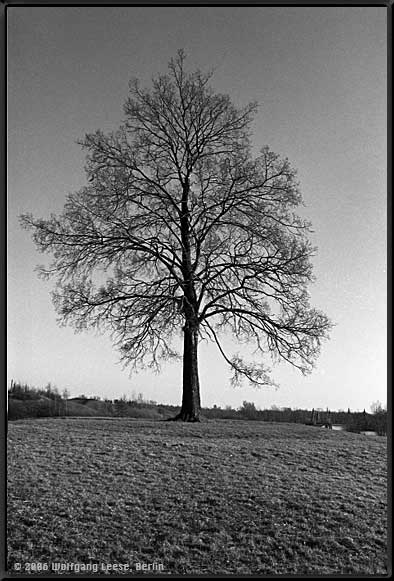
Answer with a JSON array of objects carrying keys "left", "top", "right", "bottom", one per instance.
[
  {"left": 370, "top": 400, "right": 386, "bottom": 415},
  {"left": 21, "top": 51, "right": 331, "bottom": 421},
  {"left": 62, "top": 388, "right": 70, "bottom": 417}
]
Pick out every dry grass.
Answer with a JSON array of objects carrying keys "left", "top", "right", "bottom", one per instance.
[{"left": 7, "top": 418, "right": 387, "bottom": 575}]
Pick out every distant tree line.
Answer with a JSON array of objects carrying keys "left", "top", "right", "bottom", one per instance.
[
  {"left": 202, "top": 401, "right": 387, "bottom": 435},
  {"left": 8, "top": 381, "right": 386, "bottom": 435},
  {"left": 232, "top": 401, "right": 387, "bottom": 435},
  {"left": 8, "top": 381, "right": 171, "bottom": 421},
  {"left": 9, "top": 380, "right": 65, "bottom": 401}
]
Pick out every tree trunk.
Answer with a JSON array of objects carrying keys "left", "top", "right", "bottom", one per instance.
[
  {"left": 169, "top": 176, "right": 201, "bottom": 422},
  {"left": 171, "top": 322, "right": 201, "bottom": 422}
]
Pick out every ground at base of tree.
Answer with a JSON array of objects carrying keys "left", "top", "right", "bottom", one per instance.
[
  {"left": 8, "top": 419, "right": 387, "bottom": 575},
  {"left": 166, "top": 412, "right": 201, "bottom": 422}
]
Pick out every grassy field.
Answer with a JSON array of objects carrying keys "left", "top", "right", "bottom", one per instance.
[{"left": 7, "top": 418, "right": 387, "bottom": 575}]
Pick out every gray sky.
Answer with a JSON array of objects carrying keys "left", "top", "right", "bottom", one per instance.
[{"left": 7, "top": 6, "right": 387, "bottom": 411}]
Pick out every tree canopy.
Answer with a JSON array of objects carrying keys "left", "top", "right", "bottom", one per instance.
[{"left": 21, "top": 51, "right": 332, "bottom": 421}]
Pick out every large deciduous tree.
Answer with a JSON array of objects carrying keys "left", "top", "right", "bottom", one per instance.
[{"left": 21, "top": 51, "right": 331, "bottom": 421}]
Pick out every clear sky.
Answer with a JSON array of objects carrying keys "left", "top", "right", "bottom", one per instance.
[{"left": 7, "top": 6, "right": 387, "bottom": 411}]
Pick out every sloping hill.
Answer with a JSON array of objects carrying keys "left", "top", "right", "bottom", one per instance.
[{"left": 8, "top": 397, "right": 100, "bottom": 420}]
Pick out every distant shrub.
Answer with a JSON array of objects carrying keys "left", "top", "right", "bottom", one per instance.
[
  {"left": 8, "top": 398, "right": 63, "bottom": 420},
  {"left": 344, "top": 411, "right": 387, "bottom": 436},
  {"left": 65, "top": 402, "right": 98, "bottom": 417},
  {"left": 126, "top": 407, "right": 162, "bottom": 420},
  {"left": 239, "top": 401, "right": 259, "bottom": 420}
]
